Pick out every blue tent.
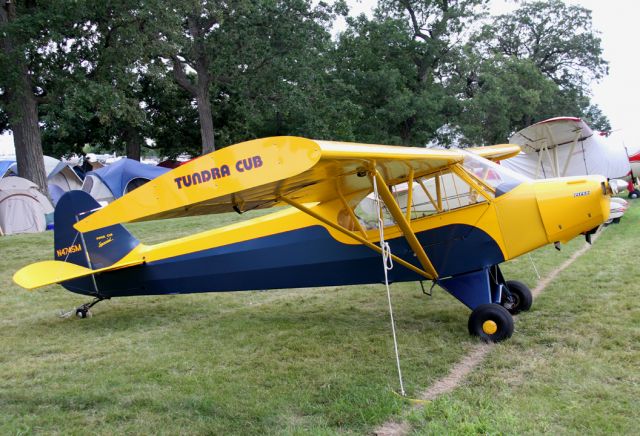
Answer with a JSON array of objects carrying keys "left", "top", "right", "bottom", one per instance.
[
  {"left": 84, "top": 158, "right": 169, "bottom": 200},
  {"left": 0, "top": 160, "right": 16, "bottom": 178}
]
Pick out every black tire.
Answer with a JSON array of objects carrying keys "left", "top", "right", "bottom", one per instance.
[
  {"left": 468, "top": 304, "right": 514, "bottom": 342},
  {"left": 629, "top": 190, "right": 639, "bottom": 199},
  {"left": 503, "top": 280, "right": 533, "bottom": 314},
  {"left": 76, "top": 308, "right": 88, "bottom": 318}
]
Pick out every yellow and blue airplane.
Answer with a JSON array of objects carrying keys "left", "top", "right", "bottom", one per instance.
[{"left": 13, "top": 137, "right": 612, "bottom": 342}]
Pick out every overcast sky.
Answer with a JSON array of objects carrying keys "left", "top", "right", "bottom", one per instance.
[{"left": 1, "top": 0, "right": 637, "bottom": 154}]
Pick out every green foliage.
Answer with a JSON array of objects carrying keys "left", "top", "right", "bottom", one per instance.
[
  {"left": 334, "top": 1, "right": 488, "bottom": 146},
  {"left": 447, "top": 0, "right": 612, "bottom": 145},
  {"left": 140, "top": 74, "right": 202, "bottom": 159},
  {"left": 39, "top": 0, "right": 162, "bottom": 158},
  {"left": 456, "top": 55, "right": 563, "bottom": 145},
  {"left": 480, "top": 0, "right": 608, "bottom": 89},
  {"left": 1, "top": 0, "right": 612, "bottom": 158}
]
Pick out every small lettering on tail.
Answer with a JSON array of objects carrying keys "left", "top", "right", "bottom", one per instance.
[{"left": 96, "top": 233, "right": 114, "bottom": 248}]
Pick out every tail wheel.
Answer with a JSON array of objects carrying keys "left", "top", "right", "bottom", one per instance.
[
  {"left": 468, "top": 304, "right": 514, "bottom": 342},
  {"left": 76, "top": 308, "right": 89, "bottom": 318},
  {"left": 503, "top": 280, "right": 533, "bottom": 314},
  {"left": 629, "top": 190, "right": 639, "bottom": 199}
]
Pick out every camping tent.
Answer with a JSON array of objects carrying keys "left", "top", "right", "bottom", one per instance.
[
  {"left": 0, "top": 176, "right": 54, "bottom": 235},
  {"left": 504, "top": 117, "right": 630, "bottom": 180},
  {"left": 44, "top": 155, "right": 83, "bottom": 192},
  {"left": 82, "top": 158, "right": 169, "bottom": 203},
  {"left": 2, "top": 156, "right": 83, "bottom": 205},
  {"left": 0, "top": 160, "right": 15, "bottom": 178}
]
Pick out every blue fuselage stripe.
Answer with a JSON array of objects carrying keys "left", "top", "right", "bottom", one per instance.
[{"left": 63, "top": 224, "right": 504, "bottom": 297}]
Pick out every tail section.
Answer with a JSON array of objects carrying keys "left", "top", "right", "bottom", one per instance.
[
  {"left": 14, "top": 190, "right": 143, "bottom": 292},
  {"left": 54, "top": 190, "right": 139, "bottom": 269}
]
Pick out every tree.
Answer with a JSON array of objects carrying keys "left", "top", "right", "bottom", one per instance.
[
  {"left": 335, "top": 0, "right": 488, "bottom": 146},
  {"left": 150, "top": 0, "right": 349, "bottom": 154},
  {"left": 40, "top": 0, "right": 162, "bottom": 161},
  {"left": 211, "top": 0, "right": 356, "bottom": 144},
  {"left": 0, "top": 0, "right": 51, "bottom": 195},
  {"left": 140, "top": 74, "right": 201, "bottom": 159},
  {"left": 480, "top": 0, "right": 608, "bottom": 90},
  {"left": 456, "top": 54, "right": 561, "bottom": 145},
  {"left": 452, "top": 0, "right": 610, "bottom": 144}
]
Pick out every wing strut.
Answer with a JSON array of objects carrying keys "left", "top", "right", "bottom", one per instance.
[
  {"left": 279, "top": 197, "right": 434, "bottom": 280},
  {"left": 371, "top": 170, "right": 439, "bottom": 280}
]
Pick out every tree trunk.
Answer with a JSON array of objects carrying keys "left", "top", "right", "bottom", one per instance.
[
  {"left": 171, "top": 11, "right": 217, "bottom": 156},
  {"left": 0, "top": 1, "right": 49, "bottom": 197},
  {"left": 400, "top": 116, "right": 415, "bottom": 146},
  {"left": 196, "top": 88, "right": 215, "bottom": 154},
  {"left": 123, "top": 125, "right": 142, "bottom": 161},
  {"left": 171, "top": 58, "right": 216, "bottom": 155},
  {"left": 8, "top": 84, "right": 48, "bottom": 196}
]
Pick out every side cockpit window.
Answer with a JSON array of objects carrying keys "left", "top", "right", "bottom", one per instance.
[{"left": 354, "top": 167, "right": 492, "bottom": 230}]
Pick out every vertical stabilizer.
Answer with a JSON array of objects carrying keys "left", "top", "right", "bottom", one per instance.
[{"left": 54, "top": 191, "right": 139, "bottom": 269}]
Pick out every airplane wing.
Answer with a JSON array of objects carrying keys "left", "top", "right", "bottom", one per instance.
[
  {"left": 509, "top": 117, "right": 593, "bottom": 152},
  {"left": 467, "top": 144, "right": 521, "bottom": 161},
  {"left": 74, "top": 137, "right": 519, "bottom": 233}
]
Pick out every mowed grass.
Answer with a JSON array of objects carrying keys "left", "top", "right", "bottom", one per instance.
[
  {"left": 0, "top": 203, "right": 637, "bottom": 434},
  {"left": 407, "top": 201, "right": 640, "bottom": 434}
]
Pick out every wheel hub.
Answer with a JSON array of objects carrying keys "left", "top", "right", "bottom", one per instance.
[{"left": 482, "top": 320, "right": 498, "bottom": 335}]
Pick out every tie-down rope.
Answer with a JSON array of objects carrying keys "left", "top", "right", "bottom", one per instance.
[{"left": 372, "top": 175, "right": 406, "bottom": 397}]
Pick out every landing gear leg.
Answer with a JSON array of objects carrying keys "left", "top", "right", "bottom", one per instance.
[
  {"left": 75, "top": 297, "right": 107, "bottom": 318},
  {"left": 437, "top": 265, "right": 531, "bottom": 342}
]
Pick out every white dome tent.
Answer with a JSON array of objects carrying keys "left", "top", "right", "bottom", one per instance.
[
  {"left": 0, "top": 176, "right": 54, "bottom": 235},
  {"left": 43, "top": 155, "right": 83, "bottom": 192},
  {"left": 3, "top": 155, "right": 84, "bottom": 205}
]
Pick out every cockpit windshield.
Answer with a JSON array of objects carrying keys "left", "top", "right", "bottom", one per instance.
[{"left": 460, "top": 150, "right": 529, "bottom": 197}]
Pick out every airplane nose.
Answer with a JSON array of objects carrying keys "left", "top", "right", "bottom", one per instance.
[{"left": 534, "top": 176, "right": 610, "bottom": 244}]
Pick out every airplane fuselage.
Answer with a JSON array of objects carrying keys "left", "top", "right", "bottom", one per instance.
[{"left": 63, "top": 175, "right": 609, "bottom": 303}]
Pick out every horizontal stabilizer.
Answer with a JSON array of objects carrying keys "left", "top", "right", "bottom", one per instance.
[{"left": 13, "top": 259, "right": 144, "bottom": 290}]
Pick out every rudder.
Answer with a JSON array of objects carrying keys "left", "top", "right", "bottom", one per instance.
[{"left": 54, "top": 190, "right": 139, "bottom": 269}]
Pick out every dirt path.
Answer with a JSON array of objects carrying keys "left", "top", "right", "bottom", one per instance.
[{"left": 373, "top": 236, "right": 600, "bottom": 436}]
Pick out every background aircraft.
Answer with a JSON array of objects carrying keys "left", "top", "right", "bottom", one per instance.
[
  {"left": 14, "top": 137, "right": 612, "bottom": 342},
  {"left": 504, "top": 116, "right": 631, "bottom": 223},
  {"left": 505, "top": 117, "right": 635, "bottom": 196}
]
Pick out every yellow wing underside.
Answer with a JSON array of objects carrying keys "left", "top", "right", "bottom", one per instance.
[{"left": 74, "top": 137, "right": 520, "bottom": 233}]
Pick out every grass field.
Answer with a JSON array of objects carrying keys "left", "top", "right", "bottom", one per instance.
[{"left": 1, "top": 202, "right": 638, "bottom": 434}]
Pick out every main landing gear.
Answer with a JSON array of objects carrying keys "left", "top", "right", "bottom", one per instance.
[
  {"left": 468, "top": 304, "right": 514, "bottom": 342},
  {"left": 501, "top": 280, "right": 533, "bottom": 314},
  {"left": 437, "top": 265, "right": 533, "bottom": 342}
]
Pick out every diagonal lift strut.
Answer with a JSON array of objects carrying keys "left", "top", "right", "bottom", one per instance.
[{"left": 371, "top": 170, "right": 439, "bottom": 280}]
